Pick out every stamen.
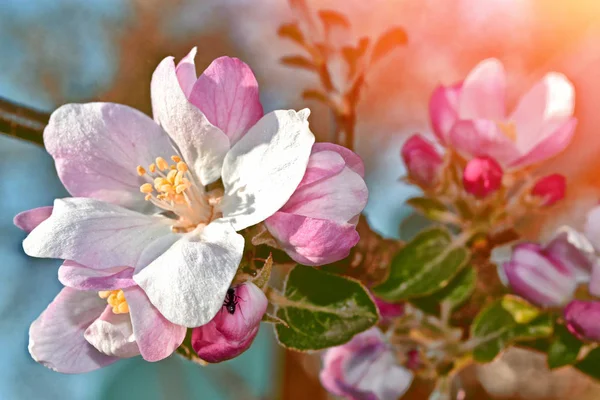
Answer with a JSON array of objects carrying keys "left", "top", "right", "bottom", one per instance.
[
  {"left": 156, "top": 157, "right": 169, "bottom": 171},
  {"left": 177, "top": 162, "right": 188, "bottom": 172},
  {"left": 166, "top": 169, "right": 178, "bottom": 183},
  {"left": 149, "top": 163, "right": 156, "bottom": 173},
  {"left": 171, "top": 155, "right": 182, "bottom": 163},
  {"left": 136, "top": 166, "right": 146, "bottom": 176},
  {"left": 99, "top": 289, "right": 129, "bottom": 314},
  {"left": 140, "top": 183, "right": 153, "bottom": 193}
]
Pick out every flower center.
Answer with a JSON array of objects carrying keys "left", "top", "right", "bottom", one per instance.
[
  {"left": 99, "top": 290, "right": 129, "bottom": 314},
  {"left": 496, "top": 121, "right": 517, "bottom": 142},
  {"left": 137, "top": 155, "right": 222, "bottom": 232}
]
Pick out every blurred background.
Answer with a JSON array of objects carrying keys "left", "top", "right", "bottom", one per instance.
[{"left": 4, "top": 0, "right": 600, "bottom": 398}]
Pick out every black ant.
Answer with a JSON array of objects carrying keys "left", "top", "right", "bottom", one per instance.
[{"left": 223, "top": 287, "right": 241, "bottom": 315}]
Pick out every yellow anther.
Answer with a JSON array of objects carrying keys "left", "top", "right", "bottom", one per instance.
[
  {"left": 144, "top": 194, "right": 152, "bottom": 201},
  {"left": 98, "top": 291, "right": 111, "bottom": 299},
  {"left": 154, "top": 177, "right": 166, "bottom": 187},
  {"left": 117, "top": 291, "right": 125, "bottom": 301},
  {"left": 174, "top": 171, "right": 184, "bottom": 186},
  {"left": 170, "top": 165, "right": 177, "bottom": 170},
  {"left": 171, "top": 155, "right": 182, "bottom": 163},
  {"left": 136, "top": 166, "right": 146, "bottom": 176},
  {"left": 167, "top": 169, "right": 178, "bottom": 183},
  {"left": 177, "top": 162, "right": 188, "bottom": 172},
  {"left": 98, "top": 290, "right": 129, "bottom": 314},
  {"left": 140, "top": 183, "right": 153, "bottom": 193},
  {"left": 160, "top": 184, "right": 174, "bottom": 193},
  {"left": 107, "top": 293, "right": 118, "bottom": 306},
  {"left": 149, "top": 163, "right": 156, "bottom": 173},
  {"left": 117, "top": 302, "right": 129, "bottom": 314},
  {"left": 156, "top": 157, "right": 169, "bottom": 171},
  {"left": 176, "top": 184, "right": 188, "bottom": 194}
]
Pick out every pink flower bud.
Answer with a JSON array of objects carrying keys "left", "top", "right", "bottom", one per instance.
[
  {"left": 503, "top": 243, "right": 577, "bottom": 307},
  {"left": 192, "top": 282, "right": 267, "bottom": 363},
  {"left": 320, "top": 328, "right": 413, "bottom": 400},
  {"left": 531, "top": 174, "right": 566, "bottom": 206},
  {"left": 564, "top": 300, "right": 600, "bottom": 341},
  {"left": 462, "top": 156, "right": 503, "bottom": 198},
  {"left": 374, "top": 297, "right": 404, "bottom": 320},
  {"left": 401, "top": 134, "right": 443, "bottom": 188}
]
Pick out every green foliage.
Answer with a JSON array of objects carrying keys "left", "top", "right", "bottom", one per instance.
[
  {"left": 373, "top": 228, "right": 470, "bottom": 301},
  {"left": 576, "top": 347, "right": 600, "bottom": 380},
  {"left": 411, "top": 267, "right": 476, "bottom": 316},
  {"left": 274, "top": 266, "right": 379, "bottom": 351},
  {"left": 471, "top": 296, "right": 553, "bottom": 362},
  {"left": 547, "top": 324, "right": 583, "bottom": 369}
]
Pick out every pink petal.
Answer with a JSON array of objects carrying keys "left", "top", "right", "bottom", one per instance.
[
  {"left": 510, "top": 72, "right": 575, "bottom": 153},
  {"left": 589, "top": 263, "right": 600, "bottom": 298},
  {"left": 312, "top": 142, "right": 365, "bottom": 177},
  {"left": 151, "top": 56, "right": 230, "bottom": 185},
  {"left": 564, "top": 300, "right": 600, "bottom": 341},
  {"left": 23, "top": 197, "right": 177, "bottom": 270},
  {"left": 44, "top": 103, "right": 174, "bottom": 211},
  {"left": 449, "top": 119, "right": 520, "bottom": 165},
  {"left": 13, "top": 206, "right": 53, "bottom": 233},
  {"left": 509, "top": 117, "right": 577, "bottom": 168},
  {"left": 84, "top": 307, "right": 140, "bottom": 358},
  {"left": 297, "top": 150, "right": 345, "bottom": 188},
  {"left": 58, "top": 261, "right": 136, "bottom": 291},
  {"left": 585, "top": 206, "right": 600, "bottom": 253},
  {"left": 459, "top": 58, "right": 507, "bottom": 120},
  {"left": 29, "top": 288, "right": 117, "bottom": 373},
  {"left": 124, "top": 286, "right": 186, "bottom": 362},
  {"left": 429, "top": 83, "right": 462, "bottom": 144},
  {"left": 281, "top": 164, "right": 368, "bottom": 223},
  {"left": 264, "top": 212, "right": 359, "bottom": 266},
  {"left": 175, "top": 47, "right": 198, "bottom": 98},
  {"left": 189, "top": 56, "right": 263, "bottom": 146}
]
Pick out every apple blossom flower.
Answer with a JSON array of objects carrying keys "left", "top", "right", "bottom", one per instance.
[
  {"left": 373, "top": 296, "right": 404, "bottom": 319},
  {"left": 401, "top": 134, "right": 443, "bottom": 188},
  {"left": 192, "top": 282, "right": 267, "bottom": 363},
  {"left": 29, "top": 262, "right": 185, "bottom": 373},
  {"left": 20, "top": 48, "right": 317, "bottom": 330},
  {"left": 503, "top": 243, "right": 578, "bottom": 307},
  {"left": 430, "top": 58, "right": 577, "bottom": 168},
  {"left": 319, "top": 328, "right": 413, "bottom": 400},
  {"left": 264, "top": 143, "right": 368, "bottom": 266},
  {"left": 462, "top": 156, "right": 503, "bottom": 198},
  {"left": 564, "top": 300, "right": 600, "bottom": 342},
  {"left": 531, "top": 174, "right": 566, "bottom": 206}
]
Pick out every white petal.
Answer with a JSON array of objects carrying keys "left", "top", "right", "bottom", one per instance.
[
  {"left": 23, "top": 198, "right": 177, "bottom": 270},
  {"left": 133, "top": 220, "right": 245, "bottom": 327},
  {"left": 220, "top": 109, "right": 315, "bottom": 231},
  {"left": 84, "top": 308, "right": 140, "bottom": 358},
  {"left": 151, "top": 56, "right": 230, "bottom": 185}
]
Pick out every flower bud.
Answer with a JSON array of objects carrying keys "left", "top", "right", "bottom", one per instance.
[
  {"left": 192, "top": 282, "right": 267, "bottom": 363},
  {"left": 462, "top": 156, "right": 503, "bottom": 198},
  {"left": 401, "top": 134, "right": 443, "bottom": 188},
  {"left": 319, "top": 328, "right": 413, "bottom": 400},
  {"left": 374, "top": 297, "right": 404, "bottom": 320},
  {"left": 503, "top": 243, "right": 577, "bottom": 307},
  {"left": 564, "top": 300, "right": 600, "bottom": 341},
  {"left": 531, "top": 174, "right": 566, "bottom": 206}
]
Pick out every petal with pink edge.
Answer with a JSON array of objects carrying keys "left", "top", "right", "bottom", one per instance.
[
  {"left": 429, "top": 83, "right": 462, "bottom": 144},
  {"left": 124, "top": 286, "right": 186, "bottom": 362},
  {"left": 175, "top": 47, "right": 198, "bottom": 99},
  {"left": 264, "top": 212, "right": 359, "bottom": 266},
  {"left": 29, "top": 288, "right": 117, "bottom": 373},
  {"left": 312, "top": 142, "right": 365, "bottom": 177},
  {"left": 297, "top": 150, "right": 345, "bottom": 188},
  {"left": 13, "top": 206, "right": 53, "bottom": 233},
  {"left": 59, "top": 261, "right": 136, "bottom": 291},
  {"left": 189, "top": 56, "right": 263, "bottom": 146},
  {"left": 23, "top": 198, "right": 176, "bottom": 270},
  {"left": 134, "top": 220, "right": 244, "bottom": 327},
  {"left": 459, "top": 58, "right": 506, "bottom": 120},
  {"left": 220, "top": 109, "right": 315, "bottom": 231},
  {"left": 282, "top": 167, "right": 368, "bottom": 223},
  {"left": 151, "top": 56, "right": 230, "bottom": 185},
  {"left": 585, "top": 206, "right": 600, "bottom": 253},
  {"left": 84, "top": 307, "right": 140, "bottom": 358},
  {"left": 511, "top": 72, "right": 575, "bottom": 153},
  {"left": 44, "top": 103, "right": 173, "bottom": 211},
  {"left": 449, "top": 119, "right": 520, "bottom": 165},
  {"left": 509, "top": 117, "right": 577, "bottom": 168}
]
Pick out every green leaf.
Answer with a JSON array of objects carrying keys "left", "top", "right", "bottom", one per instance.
[
  {"left": 406, "top": 197, "right": 450, "bottom": 221},
  {"left": 280, "top": 55, "right": 317, "bottom": 71},
  {"left": 471, "top": 297, "right": 553, "bottom": 362},
  {"left": 501, "top": 295, "right": 540, "bottom": 324},
  {"left": 410, "top": 267, "right": 476, "bottom": 315},
  {"left": 262, "top": 313, "right": 289, "bottom": 328},
  {"left": 370, "top": 27, "right": 408, "bottom": 64},
  {"left": 576, "top": 347, "right": 600, "bottom": 380},
  {"left": 275, "top": 266, "right": 379, "bottom": 351},
  {"left": 548, "top": 324, "right": 583, "bottom": 369},
  {"left": 251, "top": 254, "right": 273, "bottom": 290},
  {"left": 373, "top": 228, "right": 470, "bottom": 301}
]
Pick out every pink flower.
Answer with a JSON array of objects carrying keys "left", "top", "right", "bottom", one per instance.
[
  {"left": 29, "top": 262, "right": 185, "bottom": 373},
  {"left": 401, "top": 134, "right": 443, "bottom": 188},
  {"left": 20, "top": 48, "right": 317, "bottom": 331},
  {"left": 192, "top": 282, "right": 267, "bottom": 363},
  {"left": 319, "top": 328, "right": 413, "bottom": 400},
  {"left": 430, "top": 58, "right": 577, "bottom": 168},
  {"left": 503, "top": 243, "right": 577, "bottom": 307},
  {"left": 374, "top": 297, "right": 405, "bottom": 319},
  {"left": 264, "top": 143, "right": 368, "bottom": 266},
  {"left": 462, "top": 156, "right": 503, "bottom": 198},
  {"left": 531, "top": 174, "right": 566, "bottom": 206},
  {"left": 564, "top": 300, "right": 600, "bottom": 342}
]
